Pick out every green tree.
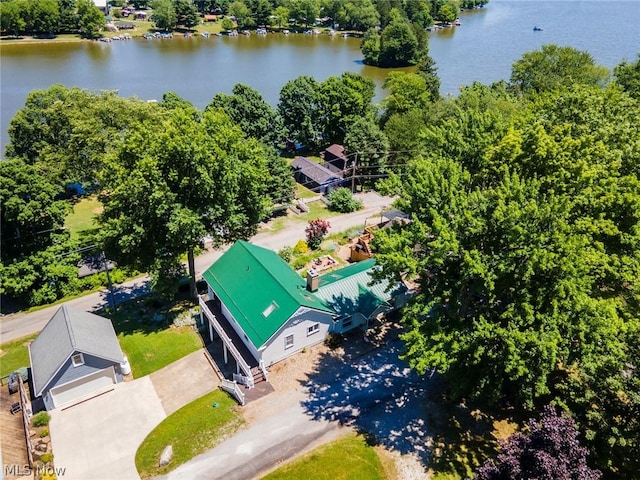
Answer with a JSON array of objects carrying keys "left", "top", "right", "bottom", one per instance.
[
  {"left": 343, "top": 116, "right": 389, "bottom": 188},
  {"left": 510, "top": 44, "right": 610, "bottom": 95},
  {"left": 0, "top": 1, "right": 27, "bottom": 36},
  {"left": 0, "top": 159, "right": 80, "bottom": 307},
  {"left": 207, "top": 83, "right": 282, "bottom": 144},
  {"left": 151, "top": 0, "right": 177, "bottom": 30},
  {"left": 228, "top": 0, "right": 253, "bottom": 28},
  {"left": 317, "top": 72, "right": 375, "bottom": 145},
  {"left": 278, "top": 75, "right": 322, "bottom": 147},
  {"left": 286, "top": 0, "right": 319, "bottom": 27},
  {"left": 29, "top": 0, "right": 60, "bottom": 35},
  {"left": 99, "top": 108, "right": 274, "bottom": 298},
  {"left": 221, "top": 17, "right": 234, "bottom": 30},
  {"left": 174, "top": 0, "right": 199, "bottom": 28},
  {"left": 360, "top": 27, "right": 380, "bottom": 65},
  {"left": 327, "top": 187, "right": 362, "bottom": 213},
  {"left": 76, "top": 0, "right": 105, "bottom": 38},
  {"left": 381, "top": 72, "right": 432, "bottom": 124},
  {"left": 271, "top": 5, "right": 289, "bottom": 28},
  {"left": 613, "top": 53, "right": 640, "bottom": 99},
  {"left": 436, "top": 2, "right": 457, "bottom": 24},
  {"left": 378, "top": 10, "right": 419, "bottom": 67},
  {"left": 343, "top": 0, "right": 378, "bottom": 31}
]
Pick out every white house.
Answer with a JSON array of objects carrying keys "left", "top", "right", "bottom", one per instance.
[{"left": 199, "top": 241, "right": 409, "bottom": 388}]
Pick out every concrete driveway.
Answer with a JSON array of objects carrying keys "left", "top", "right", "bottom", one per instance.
[{"left": 50, "top": 376, "right": 166, "bottom": 480}]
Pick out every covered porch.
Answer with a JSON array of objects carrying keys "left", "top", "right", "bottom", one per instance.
[{"left": 198, "top": 295, "right": 268, "bottom": 389}]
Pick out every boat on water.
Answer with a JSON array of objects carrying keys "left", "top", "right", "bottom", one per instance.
[{"left": 533, "top": 26, "right": 543, "bottom": 31}]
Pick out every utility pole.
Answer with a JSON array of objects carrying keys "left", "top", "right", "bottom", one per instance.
[
  {"left": 351, "top": 153, "right": 357, "bottom": 193},
  {"left": 101, "top": 251, "right": 117, "bottom": 314}
]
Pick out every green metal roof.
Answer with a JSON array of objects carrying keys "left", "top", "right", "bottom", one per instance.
[
  {"left": 202, "top": 240, "right": 331, "bottom": 349},
  {"left": 314, "top": 259, "right": 407, "bottom": 319}
]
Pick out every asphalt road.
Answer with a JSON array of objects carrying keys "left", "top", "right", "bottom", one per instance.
[{"left": 0, "top": 193, "right": 396, "bottom": 343}]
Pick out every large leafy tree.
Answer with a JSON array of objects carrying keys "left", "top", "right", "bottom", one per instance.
[
  {"left": 99, "top": 108, "right": 275, "bottom": 298},
  {"left": 613, "top": 53, "right": 640, "bottom": 99},
  {"left": 317, "top": 72, "right": 375, "bottom": 145},
  {"left": 373, "top": 82, "right": 640, "bottom": 477},
  {"left": 278, "top": 75, "right": 322, "bottom": 147},
  {"left": 509, "top": 44, "right": 610, "bottom": 96},
  {"left": 76, "top": 0, "right": 105, "bottom": 38},
  {"left": 207, "top": 83, "right": 282, "bottom": 144},
  {"left": 151, "top": 0, "right": 177, "bottom": 31},
  {"left": 0, "top": 160, "right": 80, "bottom": 307},
  {"left": 0, "top": 1, "right": 27, "bottom": 36},
  {"left": 475, "top": 406, "right": 601, "bottom": 480},
  {"left": 29, "top": 0, "right": 60, "bottom": 35}
]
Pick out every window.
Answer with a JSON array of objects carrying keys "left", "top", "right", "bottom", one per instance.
[
  {"left": 307, "top": 323, "right": 320, "bottom": 336},
  {"left": 72, "top": 353, "right": 85, "bottom": 367},
  {"left": 262, "top": 301, "right": 278, "bottom": 318},
  {"left": 342, "top": 317, "right": 353, "bottom": 329},
  {"left": 285, "top": 334, "right": 294, "bottom": 349}
]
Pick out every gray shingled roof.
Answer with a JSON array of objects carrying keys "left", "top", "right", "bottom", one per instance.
[
  {"left": 291, "top": 156, "right": 341, "bottom": 185},
  {"left": 29, "top": 305, "right": 124, "bottom": 396}
]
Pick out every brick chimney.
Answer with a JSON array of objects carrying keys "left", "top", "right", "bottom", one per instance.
[{"left": 306, "top": 269, "right": 319, "bottom": 292}]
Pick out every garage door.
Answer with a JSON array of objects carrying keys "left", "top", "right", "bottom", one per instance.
[{"left": 51, "top": 367, "right": 116, "bottom": 408}]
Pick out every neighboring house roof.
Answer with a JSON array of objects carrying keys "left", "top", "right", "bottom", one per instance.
[
  {"left": 203, "top": 240, "right": 332, "bottom": 349},
  {"left": 29, "top": 305, "right": 124, "bottom": 396},
  {"left": 323, "top": 144, "right": 347, "bottom": 161},
  {"left": 314, "top": 259, "right": 407, "bottom": 318},
  {"left": 291, "top": 156, "right": 341, "bottom": 186},
  {"left": 93, "top": 0, "right": 107, "bottom": 8}
]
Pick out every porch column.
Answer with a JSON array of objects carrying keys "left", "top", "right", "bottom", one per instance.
[
  {"left": 208, "top": 319, "right": 213, "bottom": 342},
  {"left": 223, "top": 343, "right": 228, "bottom": 364}
]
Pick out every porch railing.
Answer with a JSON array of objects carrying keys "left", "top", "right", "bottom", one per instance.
[
  {"left": 199, "top": 295, "right": 254, "bottom": 388},
  {"left": 221, "top": 379, "right": 245, "bottom": 406}
]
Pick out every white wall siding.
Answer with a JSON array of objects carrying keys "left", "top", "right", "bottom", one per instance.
[
  {"left": 219, "top": 301, "right": 261, "bottom": 361},
  {"left": 262, "top": 308, "right": 334, "bottom": 366}
]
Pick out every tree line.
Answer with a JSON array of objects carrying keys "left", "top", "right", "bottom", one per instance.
[
  {"left": 0, "top": 0, "right": 105, "bottom": 38},
  {"left": 2, "top": 43, "right": 639, "bottom": 478}
]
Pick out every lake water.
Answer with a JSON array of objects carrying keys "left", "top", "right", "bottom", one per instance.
[{"left": 1, "top": 0, "right": 639, "bottom": 154}]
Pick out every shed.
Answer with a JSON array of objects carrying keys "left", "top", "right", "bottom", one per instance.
[{"left": 29, "top": 305, "right": 126, "bottom": 411}]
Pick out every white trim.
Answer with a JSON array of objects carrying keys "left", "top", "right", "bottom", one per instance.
[
  {"left": 72, "top": 353, "right": 85, "bottom": 367},
  {"left": 307, "top": 323, "right": 320, "bottom": 336},
  {"left": 284, "top": 334, "right": 294, "bottom": 349},
  {"left": 261, "top": 306, "right": 332, "bottom": 346}
]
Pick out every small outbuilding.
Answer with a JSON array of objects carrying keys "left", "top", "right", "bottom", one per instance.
[{"left": 29, "top": 305, "right": 126, "bottom": 411}]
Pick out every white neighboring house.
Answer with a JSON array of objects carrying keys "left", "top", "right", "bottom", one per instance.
[
  {"left": 199, "top": 240, "right": 410, "bottom": 388},
  {"left": 29, "top": 305, "right": 126, "bottom": 411}
]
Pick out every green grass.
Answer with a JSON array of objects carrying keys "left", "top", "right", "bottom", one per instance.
[
  {"left": 108, "top": 299, "right": 203, "bottom": 377},
  {"left": 0, "top": 335, "right": 36, "bottom": 378},
  {"left": 135, "top": 389, "right": 243, "bottom": 478},
  {"left": 296, "top": 183, "right": 320, "bottom": 199},
  {"left": 64, "top": 195, "right": 102, "bottom": 241},
  {"left": 261, "top": 433, "right": 387, "bottom": 480}
]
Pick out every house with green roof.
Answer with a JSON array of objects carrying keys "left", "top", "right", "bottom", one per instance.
[{"left": 199, "top": 241, "right": 410, "bottom": 387}]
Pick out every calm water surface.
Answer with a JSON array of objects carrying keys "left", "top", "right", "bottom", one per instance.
[{"left": 1, "top": 0, "right": 639, "bottom": 153}]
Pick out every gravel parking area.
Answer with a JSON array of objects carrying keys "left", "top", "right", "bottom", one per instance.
[{"left": 242, "top": 322, "right": 431, "bottom": 479}]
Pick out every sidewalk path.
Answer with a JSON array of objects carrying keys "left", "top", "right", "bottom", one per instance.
[{"left": 0, "top": 193, "right": 395, "bottom": 343}]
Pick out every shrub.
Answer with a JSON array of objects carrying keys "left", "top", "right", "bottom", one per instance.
[
  {"left": 39, "top": 428, "right": 49, "bottom": 438},
  {"left": 40, "top": 453, "right": 54, "bottom": 464},
  {"left": 278, "top": 246, "right": 293, "bottom": 263},
  {"left": 325, "top": 333, "right": 344, "bottom": 349},
  {"left": 327, "top": 188, "right": 363, "bottom": 213},
  {"left": 305, "top": 219, "right": 331, "bottom": 250},
  {"left": 33, "top": 412, "right": 50, "bottom": 427},
  {"left": 293, "top": 240, "right": 309, "bottom": 254}
]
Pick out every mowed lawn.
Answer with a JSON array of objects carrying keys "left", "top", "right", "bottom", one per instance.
[
  {"left": 261, "top": 433, "right": 388, "bottom": 480},
  {"left": 107, "top": 299, "right": 203, "bottom": 378},
  {"left": 64, "top": 195, "right": 103, "bottom": 241},
  {"left": 118, "top": 325, "right": 202, "bottom": 378},
  {"left": 136, "top": 389, "right": 243, "bottom": 478},
  {"left": 0, "top": 334, "right": 36, "bottom": 377}
]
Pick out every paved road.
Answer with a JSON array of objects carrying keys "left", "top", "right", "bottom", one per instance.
[{"left": 0, "top": 193, "right": 395, "bottom": 343}]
